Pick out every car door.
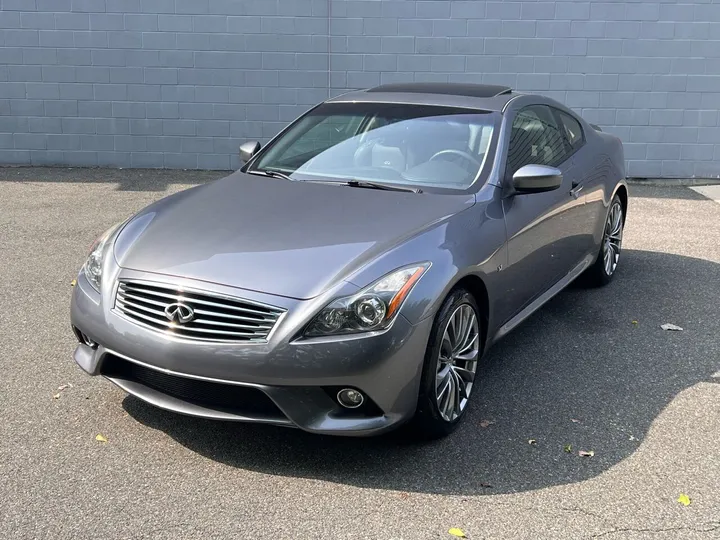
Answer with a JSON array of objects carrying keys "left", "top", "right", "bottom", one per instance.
[
  {"left": 554, "top": 109, "right": 613, "bottom": 256},
  {"left": 499, "top": 104, "right": 588, "bottom": 321},
  {"left": 552, "top": 108, "right": 600, "bottom": 258}
]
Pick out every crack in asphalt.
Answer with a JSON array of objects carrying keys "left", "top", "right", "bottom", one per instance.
[
  {"left": 503, "top": 503, "right": 720, "bottom": 540},
  {"left": 491, "top": 501, "right": 616, "bottom": 530},
  {"left": 592, "top": 521, "right": 720, "bottom": 538},
  {"left": 559, "top": 505, "right": 614, "bottom": 525}
]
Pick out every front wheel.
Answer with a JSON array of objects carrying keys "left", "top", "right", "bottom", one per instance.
[
  {"left": 582, "top": 194, "right": 625, "bottom": 287},
  {"left": 410, "top": 289, "right": 482, "bottom": 439}
]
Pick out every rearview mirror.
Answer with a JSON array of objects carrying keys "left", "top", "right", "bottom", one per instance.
[
  {"left": 239, "top": 141, "right": 261, "bottom": 163},
  {"left": 512, "top": 164, "right": 563, "bottom": 194}
]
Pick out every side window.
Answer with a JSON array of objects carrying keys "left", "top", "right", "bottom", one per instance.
[
  {"left": 556, "top": 110, "right": 584, "bottom": 152},
  {"left": 506, "top": 105, "right": 569, "bottom": 177}
]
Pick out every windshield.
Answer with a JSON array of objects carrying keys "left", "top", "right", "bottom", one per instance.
[{"left": 251, "top": 103, "right": 498, "bottom": 190}]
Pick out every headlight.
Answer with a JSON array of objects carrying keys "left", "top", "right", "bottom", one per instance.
[
  {"left": 304, "top": 263, "right": 430, "bottom": 337},
  {"left": 82, "top": 222, "right": 125, "bottom": 292}
]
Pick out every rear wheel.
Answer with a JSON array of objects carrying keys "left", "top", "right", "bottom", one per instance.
[
  {"left": 582, "top": 194, "right": 624, "bottom": 287},
  {"left": 410, "top": 289, "right": 482, "bottom": 439}
]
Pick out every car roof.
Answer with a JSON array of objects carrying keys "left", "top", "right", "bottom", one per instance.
[{"left": 325, "top": 82, "right": 521, "bottom": 112}]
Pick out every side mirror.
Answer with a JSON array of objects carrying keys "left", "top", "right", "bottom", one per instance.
[
  {"left": 239, "top": 141, "right": 261, "bottom": 163},
  {"left": 512, "top": 164, "right": 563, "bottom": 194}
]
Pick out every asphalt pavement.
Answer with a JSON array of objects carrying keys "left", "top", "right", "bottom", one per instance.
[{"left": 1, "top": 168, "right": 718, "bottom": 539}]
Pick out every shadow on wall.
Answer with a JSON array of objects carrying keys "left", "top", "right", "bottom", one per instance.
[
  {"left": 123, "top": 249, "right": 719, "bottom": 496},
  {"left": 0, "top": 167, "right": 231, "bottom": 192}
]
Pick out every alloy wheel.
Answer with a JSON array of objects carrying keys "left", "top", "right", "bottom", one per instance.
[
  {"left": 435, "top": 304, "right": 479, "bottom": 422},
  {"left": 603, "top": 201, "right": 624, "bottom": 276}
]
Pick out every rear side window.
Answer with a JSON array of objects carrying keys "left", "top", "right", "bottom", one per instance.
[
  {"left": 557, "top": 110, "right": 584, "bottom": 151},
  {"left": 506, "top": 105, "right": 569, "bottom": 176}
]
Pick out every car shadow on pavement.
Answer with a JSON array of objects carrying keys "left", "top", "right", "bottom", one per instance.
[{"left": 124, "top": 249, "right": 719, "bottom": 496}]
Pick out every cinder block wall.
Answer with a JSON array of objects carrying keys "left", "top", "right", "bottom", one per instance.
[
  {"left": 0, "top": 0, "right": 330, "bottom": 170},
  {"left": 1, "top": 0, "right": 719, "bottom": 177}
]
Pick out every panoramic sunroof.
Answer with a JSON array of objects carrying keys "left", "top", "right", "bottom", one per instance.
[{"left": 367, "top": 83, "right": 513, "bottom": 99}]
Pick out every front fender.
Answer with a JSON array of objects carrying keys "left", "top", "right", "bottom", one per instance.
[{"left": 346, "top": 187, "right": 507, "bottom": 332}]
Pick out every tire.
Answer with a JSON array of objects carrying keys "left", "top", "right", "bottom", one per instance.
[
  {"left": 409, "top": 288, "right": 483, "bottom": 439},
  {"left": 581, "top": 194, "right": 625, "bottom": 287}
]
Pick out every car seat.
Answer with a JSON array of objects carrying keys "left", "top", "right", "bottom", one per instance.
[{"left": 353, "top": 125, "right": 408, "bottom": 172}]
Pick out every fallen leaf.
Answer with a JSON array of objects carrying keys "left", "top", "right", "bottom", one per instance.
[
  {"left": 448, "top": 528, "right": 467, "bottom": 538},
  {"left": 677, "top": 494, "right": 691, "bottom": 506},
  {"left": 563, "top": 444, "right": 573, "bottom": 453},
  {"left": 528, "top": 439, "right": 537, "bottom": 445},
  {"left": 95, "top": 434, "right": 108, "bottom": 443},
  {"left": 631, "top": 320, "right": 638, "bottom": 325},
  {"left": 53, "top": 393, "right": 61, "bottom": 399},
  {"left": 578, "top": 450, "right": 595, "bottom": 457},
  {"left": 661, "top": 323, "right": 683, "bottom": 331},
  {"left": 479, "top": 419, "right": 495, "bottom": 428},
  {"left": 70, "top": 279, "right": 77, "bottom": 287},
  {"left": 398, "top": 492, "right": 410, "bottom": 500}
]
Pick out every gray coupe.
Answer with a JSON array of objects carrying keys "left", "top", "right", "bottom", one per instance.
[{"left": 71, "top": 83, "right": 627, "bottom": 438}]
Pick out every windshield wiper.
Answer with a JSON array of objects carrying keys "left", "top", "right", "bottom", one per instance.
[
  {"left": 250, "top": 172, "right": 422, "bottom": 193},
  {"left": 247, "top": 169, "right": 294, "bottom": 181},
  {"left": 345, "top": 180, "right": 422, "bottom": 194}
]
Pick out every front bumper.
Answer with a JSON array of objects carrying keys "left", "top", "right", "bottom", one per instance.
[{"left": 70, "top": 270, "right": 433, "bottom": 436}]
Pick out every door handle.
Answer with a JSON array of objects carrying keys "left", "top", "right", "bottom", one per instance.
[{"left": 569, "top": 182, "right": 583, "bottom": 198}]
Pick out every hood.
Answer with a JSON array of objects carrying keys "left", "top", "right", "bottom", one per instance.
[{"left": 114, "top": 172, "right": 473, "bottom": 299}]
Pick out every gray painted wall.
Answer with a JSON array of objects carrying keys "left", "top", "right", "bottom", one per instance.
[{"left": 1, "top": 0, "right": 719, "bottom": 177}]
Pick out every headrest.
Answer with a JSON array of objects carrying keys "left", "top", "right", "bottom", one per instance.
[{"left": 372, "top": 143, "right": 405, "bottom": 170}]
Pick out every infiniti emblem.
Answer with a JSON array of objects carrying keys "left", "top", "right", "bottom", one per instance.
[{"left": 164, "top": 302, "right": 195, "bottom": 324}]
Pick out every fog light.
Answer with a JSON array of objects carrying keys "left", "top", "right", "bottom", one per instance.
[{"left": 337, "top": 388, "right": 364, "bottom": 409}]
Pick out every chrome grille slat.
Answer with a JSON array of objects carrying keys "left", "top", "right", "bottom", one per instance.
[
  {"left": 116, "top": 297, "right": 274, "bottom": 331},
  {"left": 117, "top": 303, "right": 269, "bottom": 338},
  {"left": 119, "top": 290, "right": 277, "bottom": 323},
  {"left": 116, "top": 297, "right": 167, "bottom": 318},
  {"left": 117, "top": 291, "right": 171, "bottom": 309},
  {"left": 117, "top": 302, "right": 186, "bottom": 329},
  {"left": 192, "top": 319, "right": 274, "bottom": 330},
  {"left": 118, "top": 283, "right": 280, "bottom": 318},
  {"left": 115, "top": 280, "right": 284, "bottom": 343},
  {"left": 191, "top": 307, "right": 276, "bottom": 323}
]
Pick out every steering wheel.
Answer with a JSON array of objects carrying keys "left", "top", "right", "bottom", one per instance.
[{"left": 429, "top": 149, "right": 482, "bottom": 169}]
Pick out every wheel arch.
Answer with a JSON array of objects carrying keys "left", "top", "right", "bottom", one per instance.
[
  {"left": 449, "top": 274, "right": 490, "bottom": 349},
  {"left": 614, "top": 183, "right": 628, "bottom": 219}
]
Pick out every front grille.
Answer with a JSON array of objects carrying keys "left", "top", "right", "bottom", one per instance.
[
  {"left": 114, "top": 280, "right": 285, "bottom": 343},
  {"left": 102, "top": 355, "right": 284, "bottom": 419}
]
